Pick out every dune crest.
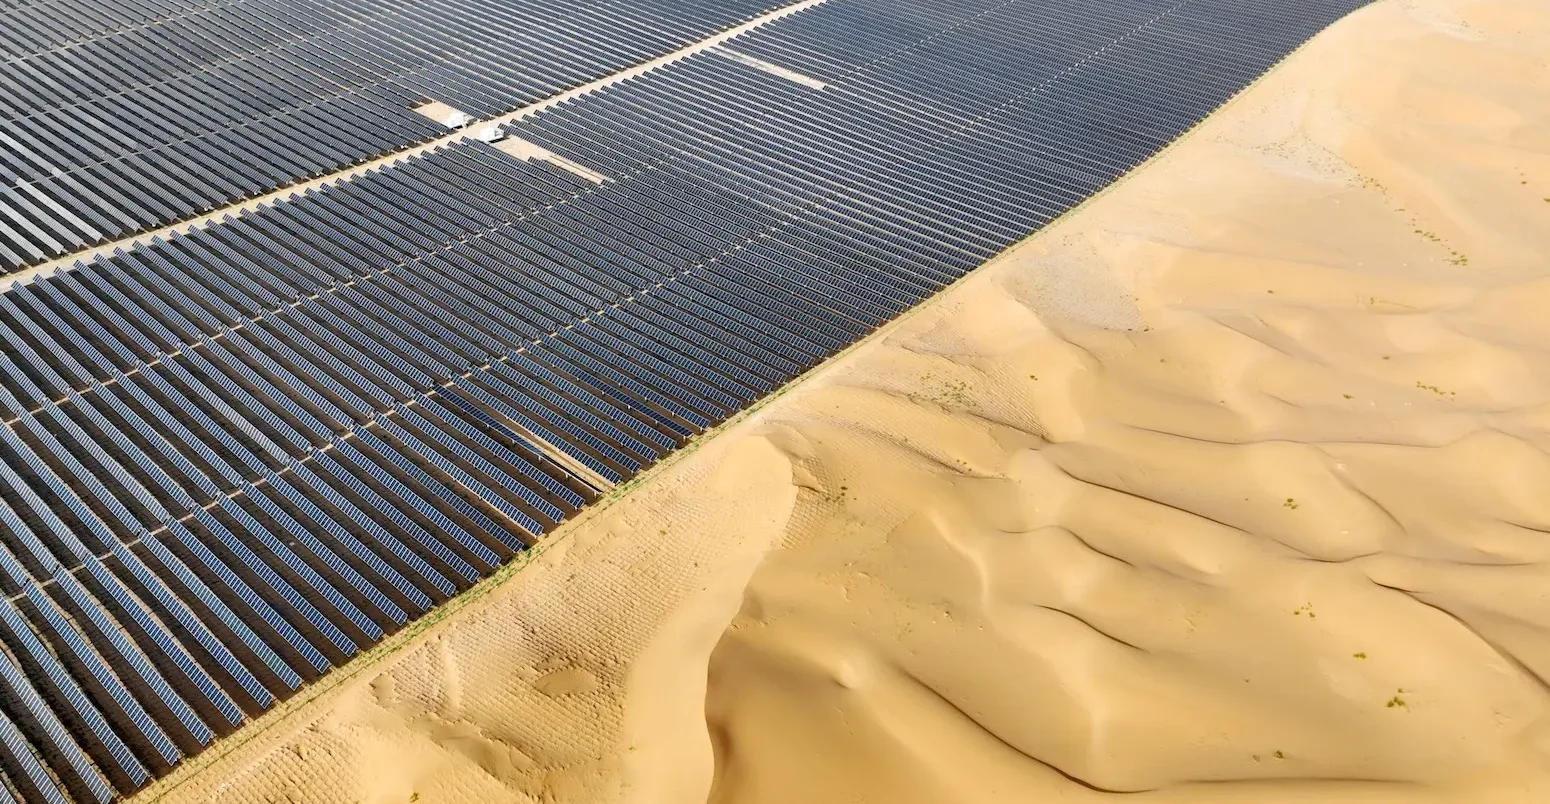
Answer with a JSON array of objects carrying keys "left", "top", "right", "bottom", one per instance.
[{"left": 136, "top": 0, "right": 1550, "bottom": 802}]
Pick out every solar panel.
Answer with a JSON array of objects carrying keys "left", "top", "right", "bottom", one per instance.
[{"left": 0, "top": 0, "right": 782, "bottom": 270}]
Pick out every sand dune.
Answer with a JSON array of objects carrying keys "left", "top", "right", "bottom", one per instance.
[{"left": 136, "top": 0, "right": 1550, "bottom": 801}]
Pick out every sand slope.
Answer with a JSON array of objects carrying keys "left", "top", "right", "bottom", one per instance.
[{"left": 137, "top": 0, "right": 1550, "bottom": 801}]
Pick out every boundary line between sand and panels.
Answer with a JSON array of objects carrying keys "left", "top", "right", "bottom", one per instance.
[{"left": 118, "top": 3, "right": 1394, "bottom": 798}]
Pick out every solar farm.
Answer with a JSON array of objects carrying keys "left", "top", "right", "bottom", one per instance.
[{"left": 0, "top": 0, "right": 1370, "bottom": 800}]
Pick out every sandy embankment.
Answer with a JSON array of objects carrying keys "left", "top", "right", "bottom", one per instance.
[{"left": 138, "top": 0, "right": 1550, "bottom": 802}]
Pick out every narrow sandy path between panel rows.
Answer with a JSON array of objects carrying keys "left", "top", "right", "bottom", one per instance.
[{"left": 134, "top": 0, "right": 1550, "bottom": 801}]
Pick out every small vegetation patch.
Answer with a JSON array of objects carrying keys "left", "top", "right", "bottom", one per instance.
[
  {"left": 916, "top": 372, "right": 974, "bottom": 407},
  {"left": 1411, "top": 228, "right": 1469, "bottom": 265},
  {"left": 1357, "top": 174, "right": 1388, "bottom": 193}
]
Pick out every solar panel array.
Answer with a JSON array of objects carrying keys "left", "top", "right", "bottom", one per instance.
[
  {"left": 0, "top": 0, "right": 784, "bottom": 271},
  {"left": 0, "top": 0, "right": 1369, "bottom": 799}
]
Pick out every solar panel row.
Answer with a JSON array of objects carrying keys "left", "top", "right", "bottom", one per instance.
[
  {"left": 0, "top": 0, "right": 1370, "bottom": 799},
  {"left": 0, "top": 0, "right": 784, "bottom": 271},
  {"left": 510, "top": 0, "right": 1357, "bottom": 270}
]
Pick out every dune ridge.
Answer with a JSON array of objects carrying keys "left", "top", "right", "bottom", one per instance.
[{"left": 135, "top": 0, "right": 1550, "bottom": 802}]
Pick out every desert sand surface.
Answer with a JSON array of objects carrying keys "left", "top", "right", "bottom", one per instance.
[{"left": 133, "top": 0, "right": 1550, "bottom": 802}]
